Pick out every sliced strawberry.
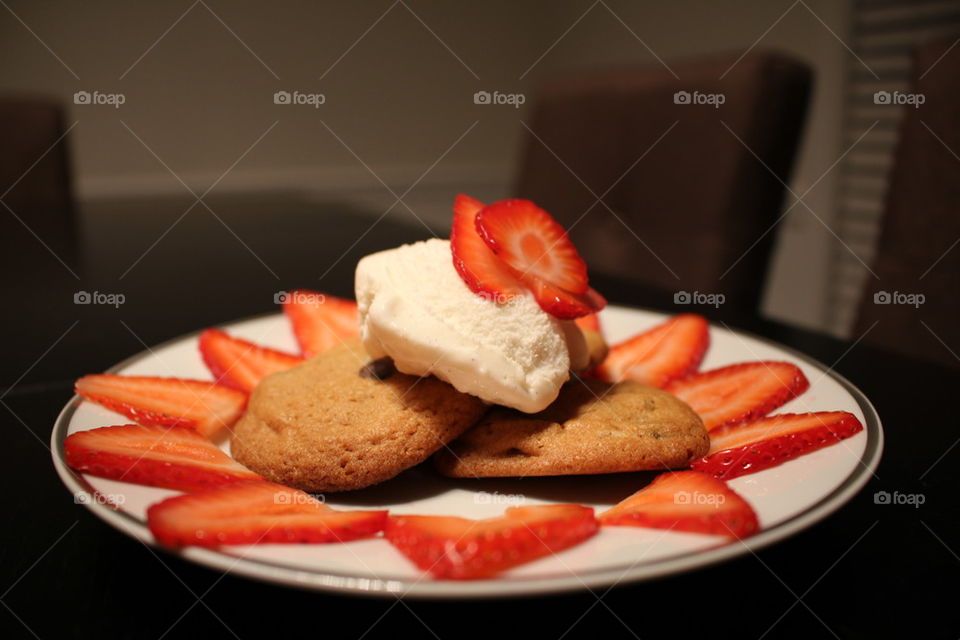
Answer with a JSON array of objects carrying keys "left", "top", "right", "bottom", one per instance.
[
  {"left": 476, "top": 198, "right": 588, "bottom": 294},
  {"left": 147, "top": 480, "right": 388, "bottom": 548},
  {"left": 525, "top": 275, "right": 606, "bottom": 320},
  {"left": 692, "top": 412, "right": 864, "bottom": 480},
  {"left": 450, "top": 194, "right": 527, "bottom": 301},
  {"left": 575, "top": 313, "right": 601, "bottom": 333},
  {"left": 665, "top": 361, "right": 809, "bottom": 431},
  {"left": 74, "top": 374, "right": 247, "bottom": 439},
  {"left": 64, "top": 424, "right": 261, "bottom": 492},
  {"left": 450, "top": 195, "right": 604, "bottom": 319},
  {"left": 198, "top": 328, "right": 304, "bottom": 393},
  {"left": 385, "top": 504, "right": 598, "bottom": 579},
  {"left": 596, "top": 314, "right": 709, "bottom": 388},
  {"left": 282, "top": 290, "right": 358, "bottom": 358},
  {"left": 598, "top": 471, "right": 759, "bottom": 539}
]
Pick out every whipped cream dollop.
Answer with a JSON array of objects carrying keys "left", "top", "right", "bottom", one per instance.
[{"left": 355, "top": 238, "right": 588, "bottom": 413}]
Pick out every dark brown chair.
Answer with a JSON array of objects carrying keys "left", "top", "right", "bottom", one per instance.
[
  {"left": 0, "top": 97, "right": 76, "bottom": 274},
  {"left": 853, "top": 37, "right": 960, "bottom": 368},
  {"left": 515, "top": 52, "right": 811, "bottom": 315}
]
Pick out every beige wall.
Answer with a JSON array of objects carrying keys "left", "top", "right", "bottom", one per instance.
[
  {"left": 0, "top": 0, "right": 851, "bottom": 330},
  {"left": 0, "top": 1, "right": 534, "bottom": 194}
]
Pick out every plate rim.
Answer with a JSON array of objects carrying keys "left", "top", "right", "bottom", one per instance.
[{"left": 50, "top": 306, "right": 884, "bottom": 598}]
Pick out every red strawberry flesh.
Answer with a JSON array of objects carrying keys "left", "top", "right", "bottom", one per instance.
[
  {"left": 599, "top": 471, "right": 759, "bottom": 539},
  {"left": 147, "top": 480, "right": 388, "bottom": 547},
  {"left": 64, "top": 424, "right": 261, "bottom": 492},
  {"left": 450, "top": 194, "right": 604, "bottom": 319},
  {"left": 475, "top": 198, "right": 589, "bottom": 294},
  {"left": 524, "top": 275, "right": 606, "bottom": 320},
  {"left": 282, "top": 290, "right": 358, "bottom": 358},
  {"left": 692, "top": 411, "right": 864, "bottom": 480},
  {"left": 450, "top": 194, "right": 527, "bottom": 301},
  {"left": 597, "top": 314, "right": 709, "bottom": 388},
  {"left": 74, "top": 374, "right": 247, "bottom": 439},
  {"left": 666, "top": 361, "right": 809, "bottom": 431},
  {"left": 199, "top": 328, "right": 304, "bottom": 393},
  {"left": 385, "top": 503, "right": 598, "bottom": 579}
]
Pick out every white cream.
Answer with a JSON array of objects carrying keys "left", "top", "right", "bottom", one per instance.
[{"left": 355, "top": 238, "right": 586, "bottom": 413}]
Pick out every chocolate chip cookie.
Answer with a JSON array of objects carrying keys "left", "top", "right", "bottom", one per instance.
[
  {"left": 433, "top": 378, "right": 708, "bottom": 478},
  {"left": 231, "top": 338, "right": 487, "bottom": 492}
]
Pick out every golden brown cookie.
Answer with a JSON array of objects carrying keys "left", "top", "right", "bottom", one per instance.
[
  {"left": 433, "top": 378, "right": 708, "bottom": 478},
  {"left": 231, "top": 339, "right": 487, "bottom": 492}
]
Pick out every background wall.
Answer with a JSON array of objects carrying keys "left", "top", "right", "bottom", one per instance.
[{"left": 0, "top": 0, "right": 854, "bottom": 331}]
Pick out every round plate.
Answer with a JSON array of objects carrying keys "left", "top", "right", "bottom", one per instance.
[{"left": 51, "top": 305, "right": 882, "bottom": 598}]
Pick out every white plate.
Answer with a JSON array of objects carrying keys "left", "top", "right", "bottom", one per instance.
[{"left": 51, "top": 305, "right": 882, "bottom": 598}]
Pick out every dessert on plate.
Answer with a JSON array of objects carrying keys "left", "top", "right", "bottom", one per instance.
[
  {"left": 63, "top": 193, "right": 865, "bottom": 580},
  {"left": 233, "top": 194, "right": 708, "bottom": 490}
]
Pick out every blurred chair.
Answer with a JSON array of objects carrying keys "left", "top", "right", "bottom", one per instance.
[
  {"left": 515, "top": 53, "right": 811, "bottom": 315},
  {"left": 0, "top": 96, "right": 76, "bottom": 272},
  {"left": 853, "top": 37, "right": 960, "bottom": 368}
]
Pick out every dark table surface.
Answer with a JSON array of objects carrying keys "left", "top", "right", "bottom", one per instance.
[{"left": 2, "top": 195, "right": 958, "bottom": 640}]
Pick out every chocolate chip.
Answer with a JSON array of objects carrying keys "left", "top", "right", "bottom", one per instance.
[{"left": 359, "top": 357, "right": 396, "bottom": 380}]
